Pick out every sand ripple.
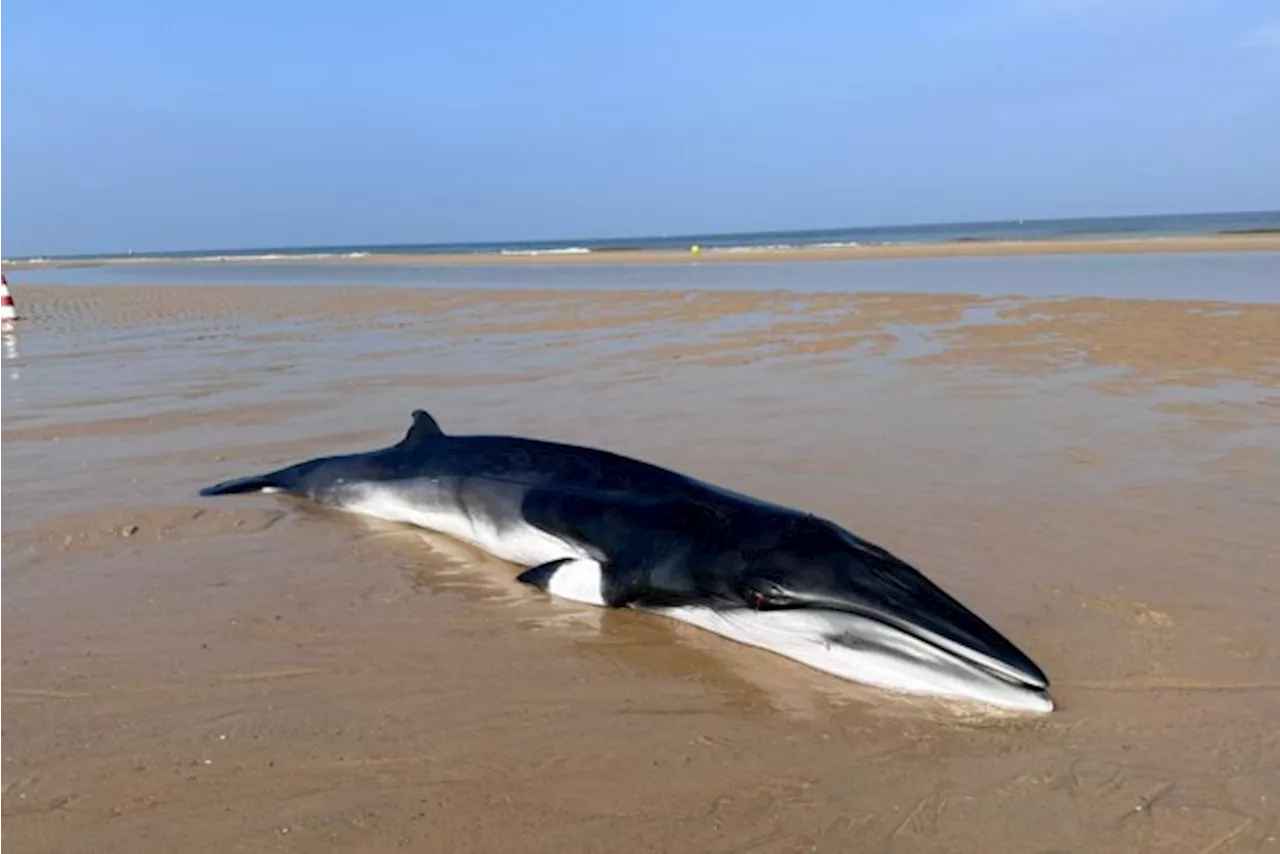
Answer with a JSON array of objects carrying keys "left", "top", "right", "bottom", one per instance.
[{"left": 4, "top": 280, "right": 1278, "bottom": 854}]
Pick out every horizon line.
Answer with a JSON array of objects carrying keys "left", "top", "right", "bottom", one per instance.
[{"left": 5, "top": 206, "right": 1279, "bottom": 263}]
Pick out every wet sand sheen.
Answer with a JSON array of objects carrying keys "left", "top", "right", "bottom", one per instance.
[{"left": 3, "top": 283, "right": 1278, "bottom": 853}]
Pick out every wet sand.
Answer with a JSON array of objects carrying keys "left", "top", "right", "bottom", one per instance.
[{"left": 3, "top": 281, "right": 1279, "bottom": 853}]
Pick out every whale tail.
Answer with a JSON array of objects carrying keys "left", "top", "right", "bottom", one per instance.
[{"left": 199, "top": 472, "right": 288, "bottom": 496}]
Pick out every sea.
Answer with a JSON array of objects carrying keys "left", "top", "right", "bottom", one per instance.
[
  {"left": 6, "top": 210, "right": 1280, "bottom": 303},
  {"left": 8, "top": 210, "right": 1280, "bottom": 265}
]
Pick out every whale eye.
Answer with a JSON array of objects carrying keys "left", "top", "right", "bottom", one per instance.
[{"left": 738, "top": 578, "right": 795, "bottom": 610}]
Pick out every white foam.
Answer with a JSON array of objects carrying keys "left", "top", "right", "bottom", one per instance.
[
  {"left": 708, "top": 243, "right": 799, "bottom": 253},
  {"left": 708, "top": 241, "right": 860, "bottom": 253},
  {"left": 182, "top": 251, "right": 362, "bottom": 263},
  {"left": 498, "top": 247, "right": 592, "bottom": 256}
]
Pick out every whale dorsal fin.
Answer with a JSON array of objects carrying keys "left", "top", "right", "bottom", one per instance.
[{"left": 396, "top": 409, "right": 444, "bottom": 449}]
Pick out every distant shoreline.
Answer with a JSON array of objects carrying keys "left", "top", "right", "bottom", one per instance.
[{"left": 5, "top": 233, "right": 1280, "bottom": 271}]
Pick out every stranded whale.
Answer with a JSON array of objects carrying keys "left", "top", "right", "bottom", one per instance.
[{"left": 199, "top": 409, "right": 1053, "bottom": 713}]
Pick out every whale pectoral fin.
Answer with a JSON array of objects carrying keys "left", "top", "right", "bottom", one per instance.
[{"left": 517, "top": 558, "right": 610, "bottom": 607}]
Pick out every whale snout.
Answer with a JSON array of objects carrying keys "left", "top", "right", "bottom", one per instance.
[
  {"left": 740, "top": 572, "right": 1050, "bottom": 694},
  {"left": 732, "top": 519, "right": 1052, "bottom": 700},
  {"left": 840, "top": 576, "right": 1050, "bottom": 692}
]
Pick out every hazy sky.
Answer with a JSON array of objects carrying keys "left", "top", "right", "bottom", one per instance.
[{"left": 3, "top": 0, "right": 1279, "bottom": 255}]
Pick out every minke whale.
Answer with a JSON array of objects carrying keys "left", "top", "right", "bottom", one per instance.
[{"left": 199, "top": 409, "right": 1053, "bottom": 713}]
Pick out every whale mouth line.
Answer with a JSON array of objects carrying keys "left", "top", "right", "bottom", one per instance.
[
  {"left": 823, "top": 605, "right": 1049, "bottom": 691},
  {"left": 707, "top": 593, "right": 1049, "bottom": 691},
  {"left": 647, "top": 601, "right": 1053, "bottom": 713},
  {"left": 819, "top": 616, "right": 1039, "bottom": 691}
]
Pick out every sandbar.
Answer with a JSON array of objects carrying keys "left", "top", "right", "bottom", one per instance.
[{"left": 5, "top": 232, "right": 1280, "bottom": 271}]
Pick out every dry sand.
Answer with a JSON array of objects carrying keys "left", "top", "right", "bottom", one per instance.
[{"left": 3, "top": 282, "right": 1278, "bottom": 853}]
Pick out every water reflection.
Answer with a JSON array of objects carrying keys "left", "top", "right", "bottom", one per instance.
[
  {"left": 2, "top": 321, "right": 22, "bottom": 393},
  {"left": 11, "top": 251, "right": 1280, "bottom": 302}
]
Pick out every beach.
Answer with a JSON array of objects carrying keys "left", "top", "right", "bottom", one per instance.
[
  {"left": 6, "top": 232, "right": 1280, "bottom": 271},
  {"left": 3, "top": 257, "right": 1279, "bottom": 852}
]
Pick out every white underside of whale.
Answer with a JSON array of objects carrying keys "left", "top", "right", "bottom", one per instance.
[
  {"left": 338, "top": 484, "right": 1052, "bottom": 715},
  {"left": 529, "top": 561, "right": 1053, "bottom": 714},
  {"left": 342, "top": 485, "right": 592, "bottom": 568},
  {"left": 642, "top": 604, "right": 1054, "bottom": 714}
]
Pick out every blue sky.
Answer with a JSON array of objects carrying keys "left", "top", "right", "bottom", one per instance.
[{"left": 3, "top": 0, "right": 1279, "bottom": 255}]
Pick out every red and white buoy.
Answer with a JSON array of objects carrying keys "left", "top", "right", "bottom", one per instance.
[{"left": 1, "top": 274, "right": 20, "bottom": 321}]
